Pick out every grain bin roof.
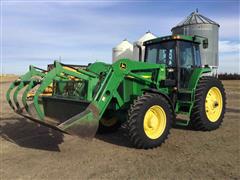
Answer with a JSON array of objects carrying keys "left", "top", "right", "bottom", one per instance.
[{"left": 171, "top": 11, "right": 220, "bottom": 30}]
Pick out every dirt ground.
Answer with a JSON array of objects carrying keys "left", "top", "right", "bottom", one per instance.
[{"left": 0, "top": 77, "right": 239, "bottom": 180}]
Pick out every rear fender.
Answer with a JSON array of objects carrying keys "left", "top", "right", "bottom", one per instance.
[{"left": 188, "top": 68, "right": 212, "bottom": 90}]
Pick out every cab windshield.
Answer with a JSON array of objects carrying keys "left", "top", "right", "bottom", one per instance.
[{"left": 145, "top": 41, "right": 176, "bottom": 67}]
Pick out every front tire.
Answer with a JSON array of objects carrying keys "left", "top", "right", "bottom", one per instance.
[
  {"left": 127, "top": 93, "right": 173, "bottom": 149},
  {"left": 190, "top": 76, "right": 226, "bottom": 130}
]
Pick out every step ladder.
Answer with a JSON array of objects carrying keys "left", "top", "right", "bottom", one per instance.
[{"left": 175, "top": 89, "right": 194, "bottom": 126}]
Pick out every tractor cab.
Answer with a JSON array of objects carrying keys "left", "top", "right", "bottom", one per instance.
[{"left": 144, "top": 35, "right": 206, "bottom": 89}]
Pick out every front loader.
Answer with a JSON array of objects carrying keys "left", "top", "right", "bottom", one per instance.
[{"left": 6, "top": 35, "right": 226, "bottom": 149}]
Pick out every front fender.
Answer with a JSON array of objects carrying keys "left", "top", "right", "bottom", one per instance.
[{"left": 143, "top": 88, "right": 176, "bottom": 118}]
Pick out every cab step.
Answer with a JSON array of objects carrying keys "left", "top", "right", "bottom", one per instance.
[
  {"left": 178, "top": 89, "right": 193, "bottom": 101},
  {"left": 175, "top": 118, "right": 190, "bottom": 126}
]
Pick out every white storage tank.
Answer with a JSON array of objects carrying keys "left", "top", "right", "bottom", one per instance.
[
  {"left": 112, "top": 39, "right": 133, "bottom": 63},
  {"left": 133, "top": 31, "right": 157, "bottom": 61}
]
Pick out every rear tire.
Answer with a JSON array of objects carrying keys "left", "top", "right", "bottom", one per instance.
[
  {"left": 126, "top": 93, "right": 173, "bottom": 149},
  {"left": 190, "top": 76, "right": 226, "bottom": 130},
  {"left": 97, "top": 111, "right": 121, "bottom": 134}
]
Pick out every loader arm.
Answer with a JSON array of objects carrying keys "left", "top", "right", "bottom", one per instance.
[{"left": 58, "top": 59, "right": 165, "bottom": 136}]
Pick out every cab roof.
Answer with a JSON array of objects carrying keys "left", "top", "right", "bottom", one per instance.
[{"left": 143, "top": 34, "right": 203, "bottom": 46}]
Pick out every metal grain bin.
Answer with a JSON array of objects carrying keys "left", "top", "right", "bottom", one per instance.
[{"left": 171, "top": 11, "right": 220, "bottom": 68}]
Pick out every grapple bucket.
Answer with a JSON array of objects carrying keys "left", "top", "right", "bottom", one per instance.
[
  {"left": 6, "top": 61, "right": 106, "bottom": 138},
  {"left": 6, "top": 59, "right": 135, "bottom": 138}
]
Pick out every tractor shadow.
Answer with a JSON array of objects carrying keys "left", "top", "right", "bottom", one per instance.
[
  {"left": 96, "top": 119, "right": 195, "bottom": 148},
  {"left": 0, "top": 117, "right": 64, "bottom": 152},
  {"left": 96, "top": 125, "right": 133, "bottom": 148},
  {"left": 1, "top": 117, "right": 195, "bottom": 150},
  {"left": 172, "top": 118, "right": 194, "bottom": 131},
  {"left": 172, "top": 124, "right": 193, "bottom": 131}
]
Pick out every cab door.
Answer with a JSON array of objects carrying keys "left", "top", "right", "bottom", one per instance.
[{"left": 177, "top": 41, "right": 199, "bottom": 89}]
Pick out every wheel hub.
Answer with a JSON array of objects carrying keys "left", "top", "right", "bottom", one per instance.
[
  {"left": 143, "top": 105, "right": 167, "bottom": 139},
  {"left": 205, "top": 87, "right": 223, "bottom": 122}
]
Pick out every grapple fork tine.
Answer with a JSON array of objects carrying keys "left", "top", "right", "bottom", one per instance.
[
  {"left": 22, "top": 80, "right": 38, "bottom": 114},
  {"left": 13, "top": 81, "right": 27, "bottom": 112},
  {"left": 6, "top": 81, "right": 21, "bottom": 111},
  {"left": 6, "top": 65, "right": 47, "bottom": 114}
]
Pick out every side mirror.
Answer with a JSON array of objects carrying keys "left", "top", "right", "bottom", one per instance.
[{"left": 203, "top": 39, "right": 208, "bottom": 49}]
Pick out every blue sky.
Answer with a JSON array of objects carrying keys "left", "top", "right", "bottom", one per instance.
[{"left": 1, "top": 0, "right": 239, "bottom": 74}]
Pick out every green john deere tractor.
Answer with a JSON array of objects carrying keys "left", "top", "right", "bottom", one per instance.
[{"left": 6, "top": 34, "right": 226, "bottom": 149}]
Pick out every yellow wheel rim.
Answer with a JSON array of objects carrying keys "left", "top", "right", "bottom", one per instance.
[
  {"left": 143, "top": 105, "right": 167, "bottom": 139},
  {"left": 205, "top": 87, "right": 223, "bottom": 122},
  {"left": 100, "top": 117, "right": 117, "bottom": 127}
]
